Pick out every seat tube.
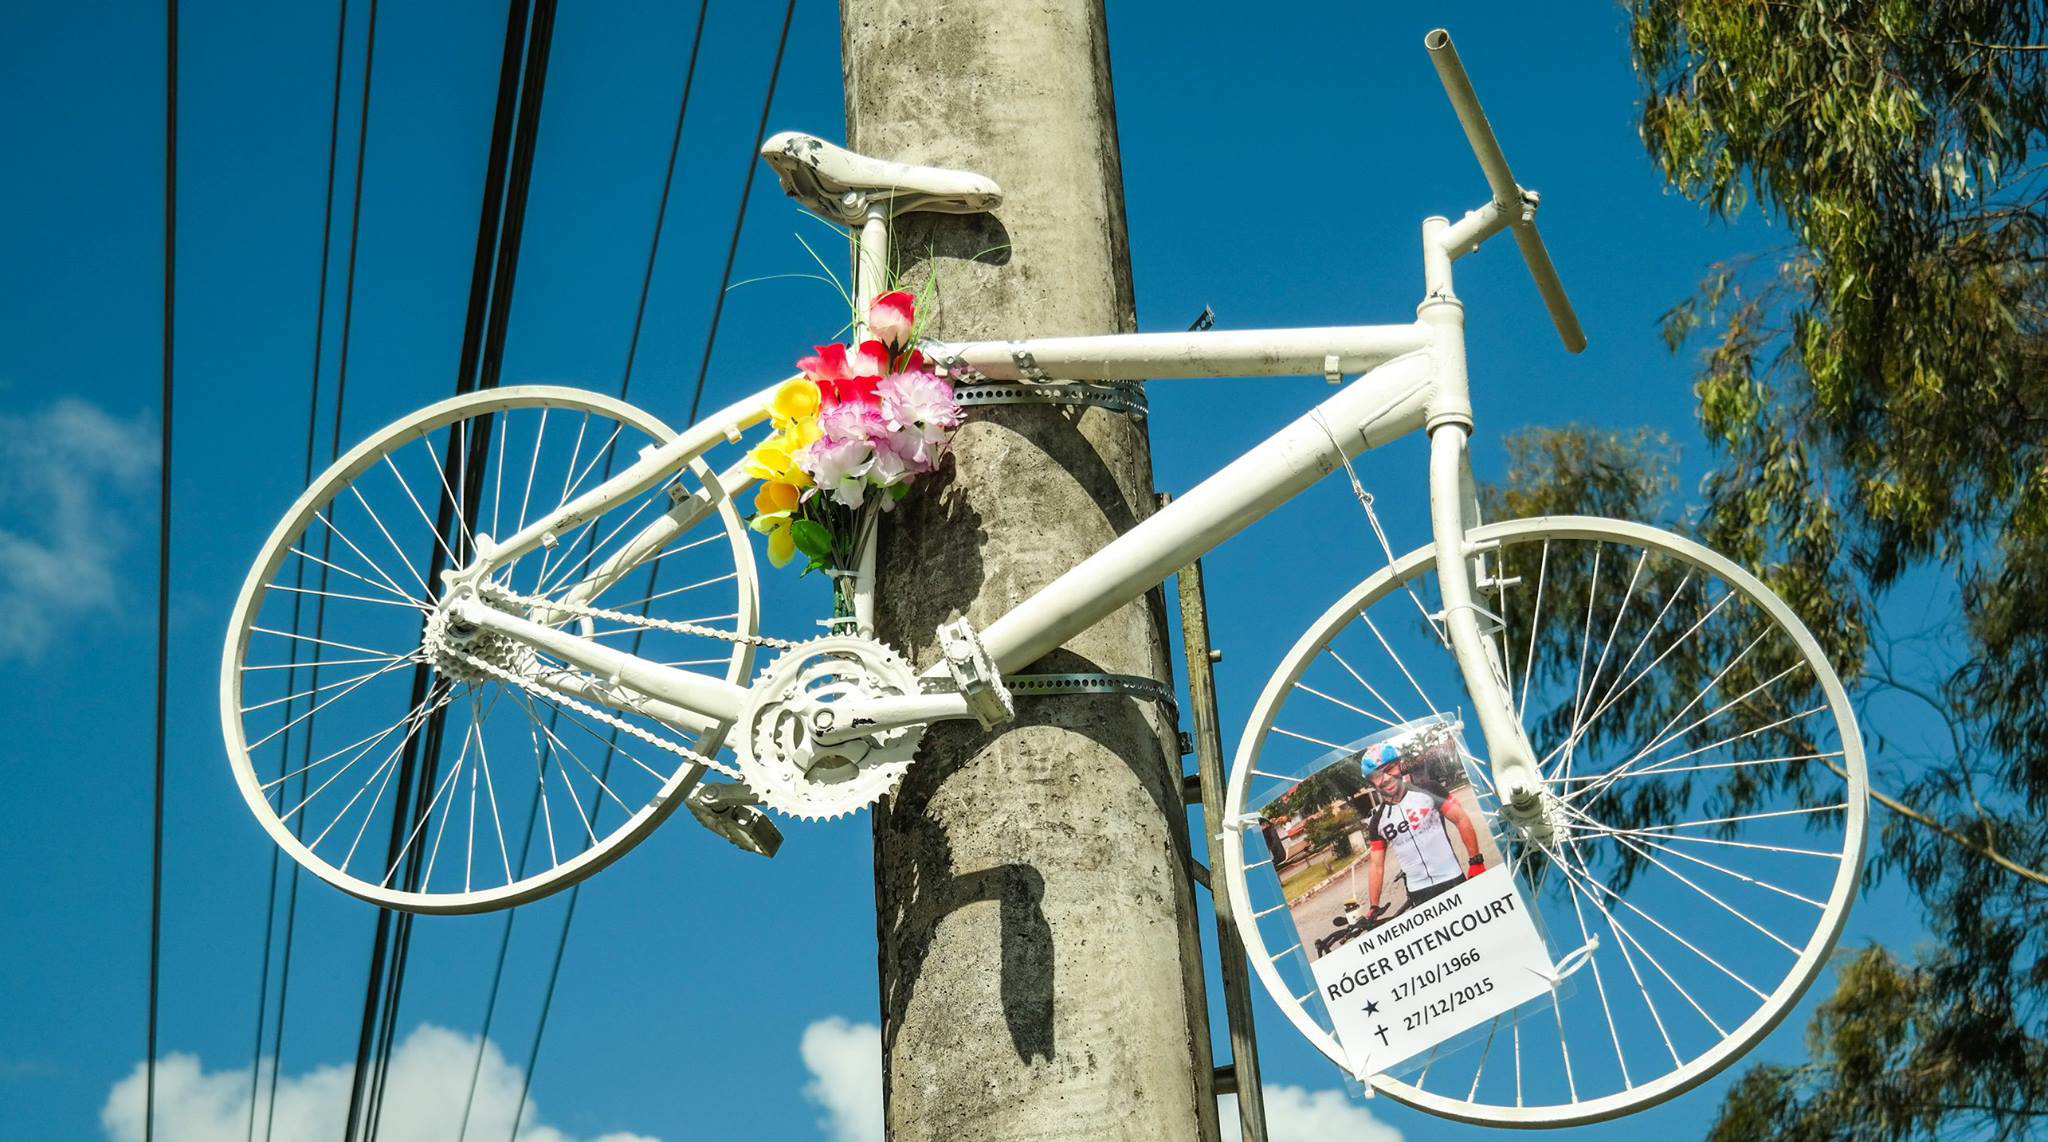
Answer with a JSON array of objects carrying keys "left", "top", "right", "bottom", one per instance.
[{"left": 848, "top": 204, "right": 892, "bottom": 638}]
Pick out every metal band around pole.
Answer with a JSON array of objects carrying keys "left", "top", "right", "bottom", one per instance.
[
  {"left": 1004, "top": 670, "right": 1178, "bottom": 721},
  {"left": 951, "top": 378, "right": 1150, "bottom": 420}
]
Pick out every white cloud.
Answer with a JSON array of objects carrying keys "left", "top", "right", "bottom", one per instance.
[
  {"left": 99, "top": 1023, "right": 658, "bottom": 1142},
  {"left": 798, "top": 1017, "right": 881, "bottom": 1142},
  {"left": 0, "top": 397, "right": 157, "bottom": 659},
  {"left": 1222, "top": 1084, "right": 1403, "bottom": 1142}
]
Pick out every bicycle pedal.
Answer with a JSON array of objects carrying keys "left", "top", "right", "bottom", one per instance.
[{"left": 937, "top": 618, "right": 1013, "bottom": 728}]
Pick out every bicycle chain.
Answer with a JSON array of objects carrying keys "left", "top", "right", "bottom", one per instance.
[
  {"left": 444, "top": 642, "right": 744, "bottom": 781},
  {"left": 479, "top": 583, "right": 802, "bottom": 651}
]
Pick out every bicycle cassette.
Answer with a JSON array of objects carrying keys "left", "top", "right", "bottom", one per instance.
[{"left": 734, "top": 635, "right": 924, "bottom": 821}]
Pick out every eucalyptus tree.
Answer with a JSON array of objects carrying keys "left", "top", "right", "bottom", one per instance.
[{"left": 1493, "top": 3, "right": 2048, "bottom": 1135}]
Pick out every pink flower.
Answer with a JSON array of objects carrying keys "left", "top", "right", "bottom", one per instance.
[
  {"left": 879, "top": 371, "right": 964, "bottom": 455},
  {"left": 819, "top": 400, "right": 885, "bottom": 444},
  {"left": 868, "top": 432, "right": 922, "bottom": 488},
  {"left": 802, "top": 435, "right": 874, "bottom": 509},
  {"left": 868, "top": 290, "right": 916, "bottom": 347}
]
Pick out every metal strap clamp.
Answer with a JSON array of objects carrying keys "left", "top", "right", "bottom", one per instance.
[
  {"left": 1005, "top": 671, "right": 1178, "bottom": 723},
  {"left": 952, "top": 379, "right": 1150, "bottom": 420}
]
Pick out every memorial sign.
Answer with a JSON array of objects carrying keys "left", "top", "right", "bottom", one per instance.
[{"left": 1254, "top": 717, "right": 1558, "bottom": 1077}]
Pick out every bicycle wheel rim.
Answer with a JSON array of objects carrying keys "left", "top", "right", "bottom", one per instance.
[
  {"left": 1221, "top": 516, "right": 1867, "bottom": 1126},
  {"left": 222, "top": 385, "right": 764, "bottom": 913}
]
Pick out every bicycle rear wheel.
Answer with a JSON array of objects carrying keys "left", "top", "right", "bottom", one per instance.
[
  {"left": 223, "top": 386, "right": 761, "bottom": 914},
  {"left": 1220, "top": 516, "right": 1866, "bottom": 1125}
]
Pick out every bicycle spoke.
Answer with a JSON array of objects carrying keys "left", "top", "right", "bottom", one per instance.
[
  {"left": 1557, "top": 840, "right": 1699, "bottom": 1054},
  {"left": 241, "top": 659, "right": 415, "bottom": 714},
  {"left": 245, "top": 654, "right": 418, "bottom": 751},
  {"left": 1561, "top": 854, "right": 1635, "bottom": 1085},
  {"left": 384, "top": 724, "right": 472, "bottom": 888},
  {"left": 346, "top": 486, "right": 436, "bottom": 600},
  {"left": 473, "top": 694, "right": 515, "bottom": 887},
  {"left": 418, "top": 435, "right": 477, "bottom": 558},
  {"left": 516, "top": 407, "right": 549, "bottom": 536},
  {"left": 297, "top": 510, "right": 427, "bottom": 605},
  {"left": 1362, "top": 610, "right": 1442, "bottom": 719},
  {"left": 1327, "top": 648, "right": 1409, "bottom": 724},
  {"left": 1271, "top": 726, "right": 1351, "bottom": 753},
  {"left": 1292, "top": 680, "right": 1400, "bottom": 727},
  {"left": 264, "top": 582, "right": 423, "bottom": 611},
  {"left": 1580, "top": 704, "right": 1831, "bottom": 805},
  {"left": 381, "top": 453, "right": 462, "bottom": 570},
  {"left": 601, "top": 566, "right": 740, "bottom": 612}
]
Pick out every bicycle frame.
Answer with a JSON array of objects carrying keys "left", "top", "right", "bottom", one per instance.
[{"left": 442, "top": 30, "right": 1572, "bottom": 827}]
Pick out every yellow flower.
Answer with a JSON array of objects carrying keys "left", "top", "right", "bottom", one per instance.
[
  {"left": 750, "top": 481, "right": 803, "bottom": 568},
  {"left": 745, "top": 438, "right": 811, "bottom": 488},
  {"left": 771, "top": 378, "right": 821, "bottom": 422},
  {"left": 744, "top": 402, "right": 823, "bottom": 489}
]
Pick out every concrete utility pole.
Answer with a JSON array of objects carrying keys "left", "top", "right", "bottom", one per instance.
[{"left": 843, "top": 2, "right": 1214, "bottom": 1138}]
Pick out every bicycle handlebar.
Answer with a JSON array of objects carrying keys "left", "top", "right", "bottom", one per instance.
[{"left": 1425, "top": 29, "right": 1588, "bottom": 355}]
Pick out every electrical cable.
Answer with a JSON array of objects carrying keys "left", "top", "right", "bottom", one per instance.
[
  {"left": 507, "top": 7, "right": 798, "bottom": 1133},
  {"left": 684, "top": 0, "right": 798, "bottom": 424},
  {"left": 304, "top": 5, "right": 398, "bottom": 1142},
  {"left": 243, "top": 7, "right": 355, "bottom": 1139},
  {"left": 352, "top": 2, "right": 555, "bottom": 1139},
  {"left": 453, "top": 5, "right": 709, "bottom": 1135},
  {"left": 145, "top": 1, "right": 177, "bottom": 1139}
]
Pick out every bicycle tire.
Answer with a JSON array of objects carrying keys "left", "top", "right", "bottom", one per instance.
[
  {"left": 222, "top": 386, "right": 761, "bottom": 913},
  {"left": 1220, "top": 516, "right": 1866, "bottom": 1125}
]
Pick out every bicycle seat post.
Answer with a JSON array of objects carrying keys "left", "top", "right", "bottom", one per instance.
[{"left": 758, "top": 132, "right": 1004, "bottom": 640}]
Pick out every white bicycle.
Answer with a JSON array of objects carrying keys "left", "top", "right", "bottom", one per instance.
[{"left": 222, "top": 31, "right": 1864, "bottom": 1127}]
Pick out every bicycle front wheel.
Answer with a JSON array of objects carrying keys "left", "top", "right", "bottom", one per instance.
[
  {"left": 223, "top": 386, "right": 761, "bottom": 914},
  {"left": 1220, "top": 516, "right": 1866, "bottom": 1126}
]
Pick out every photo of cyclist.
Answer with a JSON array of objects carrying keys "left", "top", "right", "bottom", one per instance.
[{"left": 1361, "top": 743, "right": 1487, "bottom": 927}]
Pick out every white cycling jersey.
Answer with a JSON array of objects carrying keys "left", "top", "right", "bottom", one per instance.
[{"left": 1370, "top": 786, "right": 1464, "bottom": 891}]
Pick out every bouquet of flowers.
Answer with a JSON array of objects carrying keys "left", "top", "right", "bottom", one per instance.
[{"left": 746, "top": 289, "right": 964, "bottom": 590}]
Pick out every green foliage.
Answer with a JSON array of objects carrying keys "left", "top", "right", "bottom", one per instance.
[
  {"left": 1704, "top": 946, "right": 2048, "bottom": 1141},
  {"left": 1490, "top": 424, "right": 1679, "bottom": 521},
  {"left": 1269, "top": 762, "right": 1367, "bottom": 822},
  {"left": 1508, "top": 2, "right": 2048, "bottom": 1135},
  {"left": 1306, "top": 815, "right": 1356, "bottom": 859}
]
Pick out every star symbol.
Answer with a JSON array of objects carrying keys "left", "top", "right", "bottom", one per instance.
[{"left": 1362, "top": 998, "right": 1380, "bottom": 1016}]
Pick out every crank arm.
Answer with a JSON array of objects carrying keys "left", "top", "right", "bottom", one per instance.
[{"left": 807, "top": 690, "right": 976, "bottom": 745}]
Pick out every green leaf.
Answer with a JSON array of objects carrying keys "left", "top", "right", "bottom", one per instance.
[{"left": 791, "top": 518, "right": 833, "bottom": 560}]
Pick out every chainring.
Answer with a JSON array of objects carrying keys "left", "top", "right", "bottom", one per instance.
[{"left": 734, "top": 635, "right": 924, "bottom": 820}]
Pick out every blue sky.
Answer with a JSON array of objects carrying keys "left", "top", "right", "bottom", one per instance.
[{"left": 1, "top": 2, "right": 1931, "bottom": 1139}]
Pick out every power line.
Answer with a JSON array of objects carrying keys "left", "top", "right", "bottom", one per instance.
[
  {"left": 685, "top": 0, "right": 799, "bottom": 424},
  {"left": 145, "top": 0, "right": 177, "bottom": 1138},
  {"left": 509, "top": 7, "right": 799, "bottom": 1132},
  {"left": 244, "top": 6, "right": 356, "bottom": 1138},
  {"left": 455, "top": 6, "right": 710, "bottom": 1135},
  {"left": 351, "top": 2, "right": 557, "bottom": 1139},
  {"left": 618, "top": 1, "right": 710, "bottom": 403},
  {"left": 310, "top": 2, "right": 393, "bottom": 1140}
]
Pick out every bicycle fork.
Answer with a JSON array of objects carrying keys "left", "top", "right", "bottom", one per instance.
[{"left": 1418, "top": 236, "right": 1556, "bottom": 844}]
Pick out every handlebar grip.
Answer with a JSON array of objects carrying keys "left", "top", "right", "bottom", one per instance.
[
  {"left": 1426, "top": 29, "right": 1588, "bottom": 355},
  {"left": 1513, "top": 218, "right": 1588, "bottom": 354}
]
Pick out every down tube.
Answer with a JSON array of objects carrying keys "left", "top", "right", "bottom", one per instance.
[{"left": 977, "top": 351, "right": 1437, "bottom": 674}]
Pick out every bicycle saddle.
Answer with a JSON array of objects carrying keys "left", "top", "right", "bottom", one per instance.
[{"left": 760, "top": 131, "right": 1003, "bottom": 225}]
